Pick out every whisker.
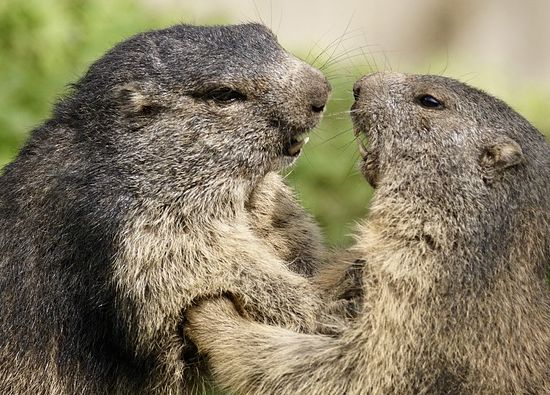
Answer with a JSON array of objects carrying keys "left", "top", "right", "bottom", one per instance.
[
  {"left": 312, "top": 128, "right": 354, "bottom": 148},
  {"left": 252, "top": 0, "right": 266, "bottom": 26},
  {"left": 322, "top": 110, "right": 354, "bottom": 118},
  {"left": 311, "top": 17, "right": 358, "bottom": 69},
  {"left": 309, "top": 28, "right": 361, "bottom": 67}
]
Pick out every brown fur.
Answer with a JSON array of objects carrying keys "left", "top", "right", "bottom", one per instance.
[
  {"left": 246, "top": 172, "right": 326, "bottom": 277},
  {"left": 0, "top": 24, "right": 336, "bottom": 394},
  {"left": 187, "top": 72, "right": 550, "bottom": 394}
]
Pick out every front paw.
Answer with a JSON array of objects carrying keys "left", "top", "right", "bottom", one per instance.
[
  {"left": 185, "top": 298, "right": 242, "bottom": 353},
  {"left": 337, "top": 258, "right": 365, "bottom": 302},
  {"left": 236, "top": 292, "right": 320, "bottom": 334},
  {"left": 316, "top": 257, "right": 365, "bottom": 302},
  {"left": 330, "top": 259, "right": 365, "bottom": 318}
]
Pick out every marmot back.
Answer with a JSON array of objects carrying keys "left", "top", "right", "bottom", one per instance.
[{"left": 0, "top": 23, "right": 332, "bottom": 394}]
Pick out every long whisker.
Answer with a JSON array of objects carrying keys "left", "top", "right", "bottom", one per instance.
[
  {"left": 251, "top": 0, "right": 266, "bottom": 26},
  {"left": 311, "top": 127, "right": 354, "bottom": 148},
  {"left": 310, "top": 18, "right": 359, "bottom": 68}
]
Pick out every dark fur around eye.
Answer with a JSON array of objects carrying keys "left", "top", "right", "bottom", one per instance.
[
  {"left": 198, "top": 87, "right": 247, "bottom": 103},
  {"left": 416, "top": 94, "right": 444, "bottom": 109}
]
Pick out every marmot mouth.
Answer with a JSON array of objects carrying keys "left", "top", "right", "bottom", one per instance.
[
  {"left": 284, "top": 132, "right": 310, "bottom": 157},
  {"left": 354, "top": 128, "right": 380, "bottom": 187},
  {"left": 355, "top": 129, "right": 369, "bottom": 159}
]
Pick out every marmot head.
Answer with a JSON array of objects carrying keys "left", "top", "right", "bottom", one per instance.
[
  {"left": 55, "top": 23, "right": 330, "bottom": 202},
  {"left": 351, "top": 72, "right": 550, "bottom": 281}
]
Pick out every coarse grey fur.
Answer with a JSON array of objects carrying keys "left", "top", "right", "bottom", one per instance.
[
  {"left": 187, "top": 72, "right": 550, "bottom": 394},
  {"left": 0, "top": 23, "right": 333, "bottom": 394}
]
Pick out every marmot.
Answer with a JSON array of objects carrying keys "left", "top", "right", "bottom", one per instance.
[
  {"left": 0, "top": 23, "right": 333, "bottom": 394},
  {"left": 187, "top": 72, "right": 550, "bottom": 394}
]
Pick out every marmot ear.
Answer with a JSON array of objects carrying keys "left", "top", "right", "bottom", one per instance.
[
  {"left": 480, "top": 139, "right": 524, "bottom": 171},
  {"left": 114, "top": 82, "right": 161, "bottom": 116}
]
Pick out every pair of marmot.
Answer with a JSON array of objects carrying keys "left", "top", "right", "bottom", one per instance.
[{"left": 0, "top": 23, "right": 548, "bottom": 394}]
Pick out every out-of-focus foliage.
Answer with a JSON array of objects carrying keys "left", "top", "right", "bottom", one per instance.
[
  {"left": 0, "top": 0, "right": 173, "bottom": 163},
  {"left": 0, "top": 0, "right": 548, "bottom": 247}
]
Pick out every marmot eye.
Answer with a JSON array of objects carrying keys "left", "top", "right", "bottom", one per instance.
[
  {"left": 204, "top": 88, "right": 246, "bottom": 103},
  {"left": 417, "top": 94, "right": 444, "bottom": 109}
]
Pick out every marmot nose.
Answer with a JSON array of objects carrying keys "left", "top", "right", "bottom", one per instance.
[
  {"left": 309, "top": 77, "right": 331, "bottom": 113},
  {"left": 353, "top": 72, "right": 407, "bottom": 101},
  {"left": 353, "top": 82, "right": 361, "bottom": 101},
  {"left": 353, "top": 74, "right": 380, "bottom": 101},
  {"left": 312, "top": 102, "right": 325, "bottom": 113}
]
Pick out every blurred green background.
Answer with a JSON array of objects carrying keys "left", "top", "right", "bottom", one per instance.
[{"left": 1, "top": 0, "right": 549, "bottom": 247}]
